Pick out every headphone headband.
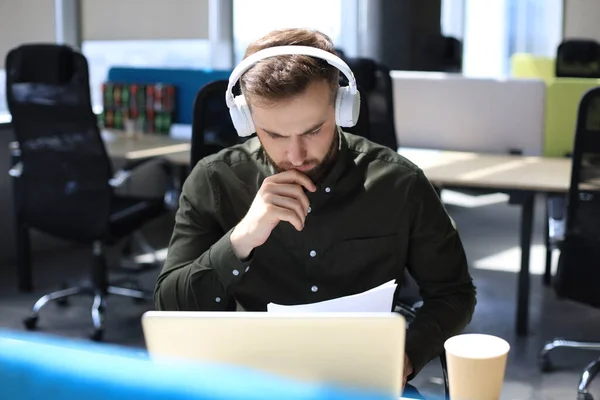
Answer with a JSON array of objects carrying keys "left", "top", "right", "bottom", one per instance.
[{"left": 225, "top": 45, "right": 357, "bottom": 107}]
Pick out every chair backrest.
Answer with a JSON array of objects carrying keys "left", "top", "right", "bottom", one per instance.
[
  {"left": 422, "top": 35, "right": 462, "bottom": 73},
  {"left": 190, "top": 80, "right": 245, "bottom": 169},
  {"left": 5, "top": 43, "right": 113, "bottom": 242},
  {"left": 556, "top": 39, "right": 600, "bottom": 79},
  {"left": 340, "top": 57, "right": 398, "bottom": 150},
  {"left": 554, "top": 86, "right": 600, "bottom": 307}
]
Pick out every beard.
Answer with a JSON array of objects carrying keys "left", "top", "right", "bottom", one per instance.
[{"left": 262, "top": 131, "right": 339, "bottom": 183}]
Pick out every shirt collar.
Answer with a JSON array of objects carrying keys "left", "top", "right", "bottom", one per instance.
[{"left": 317, "top": 126, "right": 349, "bottom": 191}]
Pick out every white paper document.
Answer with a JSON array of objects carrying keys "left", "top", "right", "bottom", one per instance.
[{"left": 267, "top": 280, "right": 397, "bottom": 313}]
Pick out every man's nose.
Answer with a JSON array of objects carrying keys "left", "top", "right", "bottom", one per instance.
[{"left": 287, "top": 138, "right": 307, "bottom": 166}]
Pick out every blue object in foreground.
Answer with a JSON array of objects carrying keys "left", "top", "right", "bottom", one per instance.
[{"left": 0, "top": 329, "right": 396, "bottom": 400}]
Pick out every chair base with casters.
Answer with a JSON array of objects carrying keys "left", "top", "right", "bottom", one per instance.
[
  {"left": 23, "top": 240, "right": 155, "bottom": 342},
  {"left": 539, "top": 339, "right": 600, "bottom": 400}
]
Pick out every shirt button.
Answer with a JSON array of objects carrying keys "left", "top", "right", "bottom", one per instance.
[
  {"left": 309, "top": 250, "right": 317, "bottom": 257},
  {"left": 215, "top": 297, "right": 221, "bottom": 303},
  {"left": 232, "top": 269, "right": 239, "bottom": 276},
  {"left": 307, "top": 206, "right": 312, "bottom": 214},
  {"left": 311, "top": 285, "right": 318, "bottom": 292},
  {"left": 245, "top": 266, "right": 250, "bottom": 272},
  {"left": 325, "top": 187, "right": 331, "bottom": 193}
]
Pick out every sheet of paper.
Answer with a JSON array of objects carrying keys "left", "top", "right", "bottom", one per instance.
[{"left": 267, "top": 280, "right": 397, "bottom": 313}]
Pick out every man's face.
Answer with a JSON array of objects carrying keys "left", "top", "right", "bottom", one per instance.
[{"left": 250, "top": 80, "right": 338, "bottom": 182}]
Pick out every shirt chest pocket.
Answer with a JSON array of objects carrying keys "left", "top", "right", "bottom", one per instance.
[{"left": 321, "top": 234, "right": 401, "bottom": 280}]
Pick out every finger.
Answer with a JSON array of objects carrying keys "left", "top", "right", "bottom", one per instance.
[
  {"left": 268, "top": 184, "right": 310, "bottom": 215},
  {"left": 270, "top": 170, "right": 317, "bottom": 192},
  {"left": 269, "top": 195, "right": 306, "bottom": 226},
  {"left": 268, "top": 204, "right": 304, "bottom": 231}
]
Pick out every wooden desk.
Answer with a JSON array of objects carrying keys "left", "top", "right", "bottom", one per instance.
[
  {"left": 102, "top": 130, "right": 190, "bottom": 162},
  {"left": 398, "top": 148, "right": 587, "bottom": 336},
  {"left": 163, "top": 150, "right": 192, "bottom": 166},
  {"left": 399, "top": 149, "right": 572, "bottom": 193}
]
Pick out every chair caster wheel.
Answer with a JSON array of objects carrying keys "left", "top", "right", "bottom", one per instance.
[
  {"left": 90, "top": 330, "right": 104, "bottom": 342},
  {"left": 23, "top": 316, "right": 38, "bottom": 330},
  {"left": 578, "top": 392, "right": 594, "bottom": 400},
  {"left": 539, "top": 354, "right": 553, "bottom": 372}
]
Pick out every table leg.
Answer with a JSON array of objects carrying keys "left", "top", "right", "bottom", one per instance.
[{"left": 516, "top": 192, "right": 535, "bottom": 336}]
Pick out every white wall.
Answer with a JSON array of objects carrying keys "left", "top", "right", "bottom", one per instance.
[
  {"left": 563, "top": 0, "right": 600, "bottom": 41},
  {"left": 0, "top": 0, "right": 56, "bottom": 68},
  {"left": 81, "top": 0, "right": 209, "bottom": 41}
]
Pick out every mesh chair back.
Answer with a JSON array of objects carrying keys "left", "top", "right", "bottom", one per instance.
[
  {"left": 191, "top": 80, "right": 244, "bottom": 168},
  {"left": 5, "top": 44, "right": 113, "bottom": 241},
  {"left": 554, "top": 86, "right": 600, "bottom": 306},
  {"left": 556, "top": 39, "right": 600, "bottom": 79},
  {"left": 341, "top": 57, "right": 398, "bottom": 150}
]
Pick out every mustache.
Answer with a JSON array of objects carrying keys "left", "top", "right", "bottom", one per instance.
[{"left": 278, "top": 161, "right": 319, "bottom": 169}]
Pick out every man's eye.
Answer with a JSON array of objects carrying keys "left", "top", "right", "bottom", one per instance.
[{"left": 307, "top": 128, "right": 321, "bottom": 136}]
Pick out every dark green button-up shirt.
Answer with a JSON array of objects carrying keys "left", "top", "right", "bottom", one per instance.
[{"left": 155, "top": 131, "right": 476, "bottom": 377}]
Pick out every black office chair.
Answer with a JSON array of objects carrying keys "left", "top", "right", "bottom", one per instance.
[
  {"left": 190, "top": 80, "right": 245, "bottom": 169},
  {"left": 422, "top": 35, "right": 463, "bottom": 73},
  {"left": 556, "top": 39, "right": 600, "bottom": 79},
  {"left": 544, "top": 39, "right": 600, "bottom": 284},
  {"left": 5, "top": 43, "right": 169, "bottom": 341},
  {"left": 539, "top": 86, "right": 600, "bottom": 400},
  {"left": 340, "top": 57, "right": 398, "bottom": 150}
]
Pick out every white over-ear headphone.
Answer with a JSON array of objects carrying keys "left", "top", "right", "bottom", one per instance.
[{"left": 225, "top": 45, "right": 360, "bottom": 137}]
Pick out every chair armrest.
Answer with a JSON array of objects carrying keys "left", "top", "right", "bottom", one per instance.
[
  {"left": 121, "top": 157, "right": 166, "bottom": 172},
  {"left": 108, "top": 169, "right": 133, "bottom": 188},
  {"left": 8, "top": 162, "right": 22, "bottom": 178},
  {"left": 8, "top": 141, "right": 22, "bottom": 178},
  {"left": 108, "top": 157, "right": 172, "bottom": 188}
]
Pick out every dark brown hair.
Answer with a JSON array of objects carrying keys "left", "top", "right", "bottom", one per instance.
[{"left": 240, "top": 28, "right": 340, "bottom": 107}]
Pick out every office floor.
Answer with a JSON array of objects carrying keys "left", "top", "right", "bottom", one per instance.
[{"left": 0, "top": 193, "right": 599, "bottom": 400}]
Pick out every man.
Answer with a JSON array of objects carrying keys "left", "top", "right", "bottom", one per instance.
[{"left": 155, "top": 28, "right": 476, "bottom": 395}]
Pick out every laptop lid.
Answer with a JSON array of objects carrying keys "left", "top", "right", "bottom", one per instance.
[{"left": 141, "top": 311, "right": 406, "bottom": 395}]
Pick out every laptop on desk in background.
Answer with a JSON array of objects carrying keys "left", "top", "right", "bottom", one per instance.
[{"left": 141, "top": 311, "right": 406, "bottom": 396}]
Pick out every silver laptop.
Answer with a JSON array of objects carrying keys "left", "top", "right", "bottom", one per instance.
[{"left": 141, "top": 311, "right": 406, "bottom": 396}]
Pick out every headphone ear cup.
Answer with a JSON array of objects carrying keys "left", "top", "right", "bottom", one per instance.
[
  {"left": 230, "top": 95, "right": 256, "bottom": 137},
  {"left": 335, "top": 86, "right": 360, "bottom": 127}
]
